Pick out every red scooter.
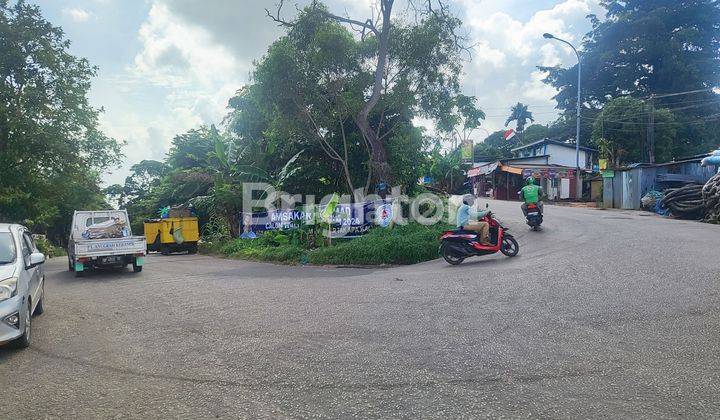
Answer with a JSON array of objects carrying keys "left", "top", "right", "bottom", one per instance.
[{"left": 439, "top": 212, "right": 519, "bottom": 265}]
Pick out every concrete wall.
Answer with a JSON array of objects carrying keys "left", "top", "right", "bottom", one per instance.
[
  {"left": 507, "top": 156, "right": 550, "bottom": 165},
  {"left": 546, "top": 144, "right": 592, "bottom": 169}
]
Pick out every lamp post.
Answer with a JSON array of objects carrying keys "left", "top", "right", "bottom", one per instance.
[{"left": 544, "top": 33, "right": 582, "bottom": 200}]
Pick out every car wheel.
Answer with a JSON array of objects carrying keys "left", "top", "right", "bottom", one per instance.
[
  {"left": 11, "top": 304, "right": 31, "bottom": 349},
  {"left": 33, "top": 282, "right": 45, "bottom": 316}
]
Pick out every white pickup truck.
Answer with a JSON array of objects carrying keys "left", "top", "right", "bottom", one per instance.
[{"left": 67, "top": 210, "right": 146, "bottom": 277}]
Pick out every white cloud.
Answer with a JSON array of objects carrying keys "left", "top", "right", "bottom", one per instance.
[
  {"left": 133, "top": 2, "right": 246, "bottom": 89},
  {"left": 459, "top": 0, "right": 602, "bottom": 135},
  {"left": 97, "top": 0, "right": 605, "bottom": 184},
  {"left": 62, "top": 7, "right": 92, "bottom": 23},
  {"left": 100, "top": 1, "right": 251, "bottom": 185}
]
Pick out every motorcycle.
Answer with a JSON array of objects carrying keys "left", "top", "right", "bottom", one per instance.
[
  {"left": 525, "top": 203, "right": 543, "bottom": 231},
  {"left": 439, "top": 212, "right": 519, "bottom": 265}
]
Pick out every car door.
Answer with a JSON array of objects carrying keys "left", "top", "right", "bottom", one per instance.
[{"left": 20, "top": 231, "right": 41, "bottom": 309}]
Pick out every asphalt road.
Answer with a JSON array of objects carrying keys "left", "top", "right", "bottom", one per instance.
[{"left": 1, "top": 200, "right": 719, "bottom": 419}]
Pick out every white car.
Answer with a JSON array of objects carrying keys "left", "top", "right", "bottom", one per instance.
[{"left": 0, "top": 224, "right": 46, "bottom": 348}]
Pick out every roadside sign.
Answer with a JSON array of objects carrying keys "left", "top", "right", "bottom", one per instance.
[
  {"left": 375, "top": 203, "right": 393, "bottom": 228},
  {"left": 460, "top": 139, "right": 473, "bottom": 161}
]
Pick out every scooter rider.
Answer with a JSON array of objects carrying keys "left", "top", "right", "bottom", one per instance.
[
  {"left": 456, "top": 194, "right": 493, "bottom": 246},
  {"left": 520, "top": 177, "right": 544, "bottom": 217}
]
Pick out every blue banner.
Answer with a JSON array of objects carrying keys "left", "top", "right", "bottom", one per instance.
[{"left": 241, "top": 202, "right": 378, "bottom": 239}]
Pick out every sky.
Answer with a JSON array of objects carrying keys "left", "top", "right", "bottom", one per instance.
[{"left": 32, "top": 0, "right": 603, "bottom": 185}]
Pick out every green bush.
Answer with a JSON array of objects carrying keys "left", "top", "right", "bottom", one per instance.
[
  {"left": 204, "top": 223, "right": 453, "bottom": 266},
  {"left": 308, "top": 223, "right": 451, "bottom": 265},
  {"left": 33, "top": 235, "right": 66, "bottom": 258}
]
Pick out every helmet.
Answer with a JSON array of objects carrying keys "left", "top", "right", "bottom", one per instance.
[
  {"left": 526, "top": 177, "right": 535, "bottom": 185},
  {"left": 462, "top": 194, "right": 475, "bottom": 206}
]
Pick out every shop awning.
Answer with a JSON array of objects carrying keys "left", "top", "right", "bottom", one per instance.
[
  {"left": 499, "top": 164, "right": 523, "bottom": 175},
  {"left": 467, "top": 162, "right": 499, "bottom": 178}
]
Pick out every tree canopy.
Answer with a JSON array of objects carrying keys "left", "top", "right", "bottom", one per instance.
[
  {"left": 0, "top": 0, "right": 123, "bottom": 243},
  {"left": 592, "top": 97, "right": 677, "bottom": 165},
  {"left": 505, "top": 103, "right": 534, "bottom": 133},
  {"left": 539, "top": 0, "right": 720, "bottom": 158},
  {"left": 259, "top": 0, "right": 470, "bottom": 193}
]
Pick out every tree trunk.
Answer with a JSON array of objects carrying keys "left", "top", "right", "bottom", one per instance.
[
  {"left": 354, "top": 0, "right": 394, "bottom": 189},
  {"left": 356, "top": 117, "right": 392, "bottom": 186}
]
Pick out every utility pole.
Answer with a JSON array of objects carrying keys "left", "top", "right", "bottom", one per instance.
[
  {"left": 647, "top": 94, "right": 655, "bottom": 164},
  {"left": 543, "top": 33, "right": 582, "bottom": 199}
]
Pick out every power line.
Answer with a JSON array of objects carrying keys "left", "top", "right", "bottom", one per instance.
[
  {"left": 648, "top": 87, "right": 716, "bottom": 99},
  {"left": 584, "top": 100, "right": 720, "bottom": 122},
  {"left": 581, "top": 112, "right": 720, "bottom": 124}
]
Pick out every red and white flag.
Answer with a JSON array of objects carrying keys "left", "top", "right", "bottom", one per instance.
[{"left": 503, "top": 129, "right": 516, "bottom": 141}]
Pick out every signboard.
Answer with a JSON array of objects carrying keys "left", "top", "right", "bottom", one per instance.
[
  {"left": 601, "top": 170, "right": 615, "bottom": 178},
  {"left": 242, "top": 201, "right": 387, "bottom": 239},
  {"left": 460, "top": 138, "right": 473, "bottom": 161}
]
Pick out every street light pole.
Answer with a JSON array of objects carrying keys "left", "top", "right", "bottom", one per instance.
[{"left": 544, "top": 33, "right": 582, "bottom": 200}]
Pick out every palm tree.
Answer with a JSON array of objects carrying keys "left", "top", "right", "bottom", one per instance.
[{"left": 505, "top": 102, "right": 535, "bottom": 144}]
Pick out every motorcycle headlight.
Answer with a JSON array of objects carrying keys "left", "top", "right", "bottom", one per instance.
[{"left": 0, "top": 277, "right": 18, "bottom": 302}]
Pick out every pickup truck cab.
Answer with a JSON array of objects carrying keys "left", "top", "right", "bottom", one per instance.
[
  {"left": 0, "top": 224, "right": 45, "bottom": 348},
  {"left": 67, "top": 210, "right": 146, "bottom": 277}
]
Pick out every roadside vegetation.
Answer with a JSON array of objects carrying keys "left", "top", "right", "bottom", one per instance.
[
  {"left": 33, "top": 235, "right": 67, "bottom": 258},
  {"left": 0, "top": 2, "right": 124, "bottom": 247},
  {"left": 202, "top": 222, "right": 453, "bottom": 266}
]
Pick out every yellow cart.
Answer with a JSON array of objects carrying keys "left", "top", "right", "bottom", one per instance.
[{"left": 144, "top": 217, "right": 199, "bottom": 254}]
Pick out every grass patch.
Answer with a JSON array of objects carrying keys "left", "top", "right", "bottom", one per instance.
[
  {"left": 203, "top": 222, "right": 453, "bottom": 266},
  {"left": 308, "top": 223, "right": 452, "bottom": 265}
]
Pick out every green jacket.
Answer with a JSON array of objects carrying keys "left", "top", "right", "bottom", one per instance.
[{"left": 520, "top": 185, "right": 541, "bottom": 204}]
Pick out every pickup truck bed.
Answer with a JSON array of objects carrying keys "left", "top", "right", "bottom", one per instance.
[{"left": 68, "top": 210, "right": 147, "bottom": 276}]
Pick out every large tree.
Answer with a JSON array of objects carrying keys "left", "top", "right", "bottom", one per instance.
[
  {"left": 264, "top": 0, "right": 467, "bottom": 192},
  {"left": 591, "top": 97, "right": 677, "bottom": 166},
  {"left": 0, "top": 0, "right": 123, "bottom": 242},
  {"left": 540, "top": 0, "right": 720, "bottom": 155}
]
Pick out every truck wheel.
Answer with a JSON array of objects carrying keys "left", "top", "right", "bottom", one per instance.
[
  {"left": 68, "top": 257, "right": 74, "bottom": 271},
  {"left": 132, "top": 262, "right": 143, "bottom": 273}
]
